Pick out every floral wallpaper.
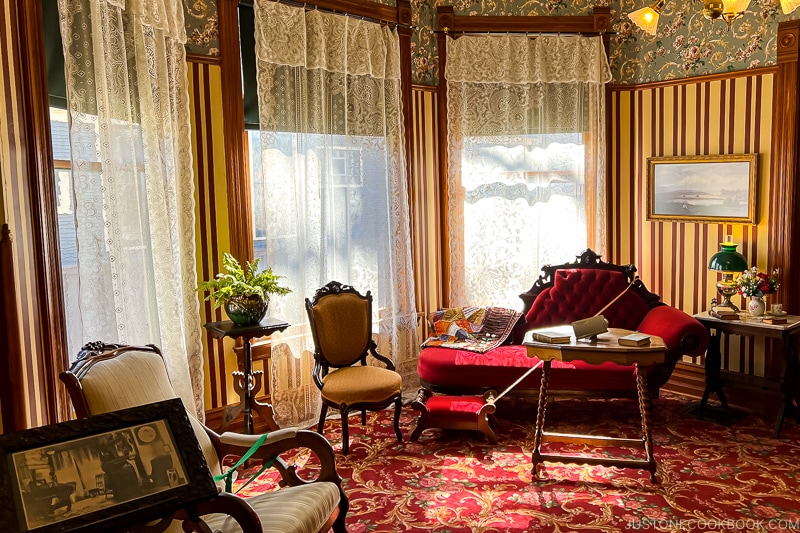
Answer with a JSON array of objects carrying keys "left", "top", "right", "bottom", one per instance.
[
  {"left": 181, "top": 0, "right": 800, "bottom": 84},
  {"left": 610, "top": 0, "right": 796, "bottom": 84},
  {"left": 184, "top": 0, "right": 220, "bottom": 56}
]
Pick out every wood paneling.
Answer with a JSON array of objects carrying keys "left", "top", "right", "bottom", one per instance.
[
  {"left": 609, "top": 71, "right": 776, "bottom": 406},
  {"left": 0, "top": 0, "right": 68, "bottom": 429}
]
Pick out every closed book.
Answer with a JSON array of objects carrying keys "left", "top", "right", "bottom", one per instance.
[
  {"left": 763, "top": 317, "right": 788, "bottom": 324},
  {"left": 532, "top": 331, "right": 571, "bottom": 344},
  {"left": 618, "top": 333, "right": 651, "bottom": 346},
  {"left": 709, "top": 310, "right": 738, "bottom": 320}
]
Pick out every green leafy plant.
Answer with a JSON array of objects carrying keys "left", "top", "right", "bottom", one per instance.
[{"left": 198, "top": 252, "right": 291, "bottom": 309}]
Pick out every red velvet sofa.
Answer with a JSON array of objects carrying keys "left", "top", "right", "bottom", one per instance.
[{"left": 417, "top": 249, "right": 709, "bottom": 400}]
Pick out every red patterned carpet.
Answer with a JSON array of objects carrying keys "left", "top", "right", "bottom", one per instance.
[{"left": 231, "top": 393, "right": 800, "bottom": 532}]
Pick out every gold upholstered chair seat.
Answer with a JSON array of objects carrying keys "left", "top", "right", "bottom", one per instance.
[
  {"left": 321, "top": 366, "right": 402, "bottom": 405},
  {"left": 306, "top": 281, "right": 404, "bottom": 455}
]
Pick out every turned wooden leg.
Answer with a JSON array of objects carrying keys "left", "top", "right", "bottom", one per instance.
[
  {"left": 636, "top": 363, "right": 658, "bottom": 483},
  {"left": 393, "top": 397, "right": 403, "bottom": 442},
  {"left": 317, "top": 404, "right": 329, "bottom": 434},
  {"left": 532, "top": 361, "right": 551, "bottom": 480},
  {"left": 340, "top": 405, "right": 351, "bottom": 455},
  {"left": 410, "top": 388, "right": 431, "bottom": 442}
]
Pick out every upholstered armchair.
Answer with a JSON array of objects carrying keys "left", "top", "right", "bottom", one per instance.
[
  {"left": 305, "top": 281, "right": 403, "bottom": 455},
  {"left": 60, "top": 342, "right": 349, "bottom": 533}
]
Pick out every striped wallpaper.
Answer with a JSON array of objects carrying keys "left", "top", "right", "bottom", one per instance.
[
  {"left": 187, "top": 58, "right": 238, "bottom": 411},
  {"left": 609, "top": 71, "right": 776, "bottom": 378},
  {"left": 0, "top": 0, "right": 47, "bottom": 428},
  {"left": 410, "top": 86, "right": 444, "bottom": 337}
]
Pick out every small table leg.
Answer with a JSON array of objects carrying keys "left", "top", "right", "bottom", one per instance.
[
  {"left": 775, "top": 340, "right": 799, "bottom": 438},
  {"left": 531, "top": 361, "right": 551, "bottom": 480},
  {"left": 242, "top": 338, "right": 254, "bottom": 434},
  {"left": 699, "top": 330, "right": 728, "bottom": 418},
  {"left": 636, "top": 363, "right": 658, "bottom": 483}
]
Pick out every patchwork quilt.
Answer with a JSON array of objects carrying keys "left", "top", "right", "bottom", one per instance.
[{"left": 421, "top": 306, "right": 522, "bottom": 353}]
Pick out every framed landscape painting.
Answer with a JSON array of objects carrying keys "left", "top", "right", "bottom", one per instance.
[{"left": 646, "top": 154, "right": 758, "bottom": 224}]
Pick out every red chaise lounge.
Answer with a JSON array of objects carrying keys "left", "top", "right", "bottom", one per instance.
[{"left": 416, "top": 249, "right": 710, "bottom": 410}]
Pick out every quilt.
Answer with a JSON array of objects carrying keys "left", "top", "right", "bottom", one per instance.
[{"left": 421, "top": 306, "right": 522, "bottom": 353}]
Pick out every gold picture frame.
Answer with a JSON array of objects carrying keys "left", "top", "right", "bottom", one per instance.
[{"left": 646, "top": 154, "right": 758, "bottom": 224}]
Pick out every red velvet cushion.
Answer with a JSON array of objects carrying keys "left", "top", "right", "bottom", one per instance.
[
  {"left": 525, "top": 269, "right": 653, "bottom": 331},
  {"left": 418, "top": 345, "right": 636, "bottom": 392},
  {"left": 425, "top": 396, "right": 485, "bottom": 421},
  {"left": 639, "top": 305, "right": 709, "bottom": 356}
]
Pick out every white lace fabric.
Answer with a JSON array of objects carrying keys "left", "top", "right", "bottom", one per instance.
[
  {"left": 57, "top": 0, "right": 205, "bottom": 419},
  {"left": 253, "top": 0, "right": 419, "bottom": 428},
  {"left": 446, "top": 34, "right": 609, "bottom": 309}
]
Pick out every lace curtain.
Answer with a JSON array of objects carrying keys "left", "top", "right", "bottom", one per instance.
[
  {"left": 253, "top": 0, "right": 419, "bottom": 428},
  {"left": 57, "top": 0, "right": 205, "bottom": 418},
  {"left": 446, "top": 34, "right": 611, "bottom": 309}
]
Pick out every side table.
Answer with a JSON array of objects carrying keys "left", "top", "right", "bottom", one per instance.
[
  {"left": 204, "top": 317, "right": 290, "bottom": 434},
  {"left": 693, "top": 312, "right": 800, "bottom": 438},
  {"left": 523, "top": 327, "right": 667, "bottom": 483}
]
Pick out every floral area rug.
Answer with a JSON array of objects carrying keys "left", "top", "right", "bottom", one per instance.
[{"left": 228, "top": 393, "right": 800, "bottom": 532}]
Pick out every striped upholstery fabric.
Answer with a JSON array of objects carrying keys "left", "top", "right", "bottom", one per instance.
[
  {"left": 77, "top": 349, "right": 341, "bottom": 533},
  {"left": 78, "top": 351, "right": 223, "bottom": 480},
  {"left": 203, "top": 483, "right": 341, "bottom": 533}
]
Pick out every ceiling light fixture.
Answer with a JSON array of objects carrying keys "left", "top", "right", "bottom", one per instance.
[
  {"left": 628, "top": 0, "right": 665, "bottom": 36},
  {"left": 629, "top": 0, "right": 753, "bottom": 34},
  {"left": 780, "top": 0, "right": 800, "bottom": 14}
]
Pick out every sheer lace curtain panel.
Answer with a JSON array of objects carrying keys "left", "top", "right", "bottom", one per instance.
[
  {"left": 446, "top": 34, "right": 612, "bottom": 309},
  {"left": 57, "top": 0, "right": 205, "bottom": 418},
  {"left": 252, "top": 0, "right": 419, "bottom": 428}
]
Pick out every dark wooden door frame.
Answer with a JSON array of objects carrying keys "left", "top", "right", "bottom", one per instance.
[{"left": 1, "top": 0, "right": 69, "bottom": 430}]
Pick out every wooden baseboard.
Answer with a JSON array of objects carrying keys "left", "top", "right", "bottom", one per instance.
[{"left": 663, "top": 361, "right": 783, "bottom": 418}]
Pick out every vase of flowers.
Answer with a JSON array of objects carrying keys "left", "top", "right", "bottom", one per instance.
[
  {"left": 198, "top": 253, "right": 291, "bottom": 326},
  {"left": 735, "top": 267, "right": 779, "bottom": 317}
]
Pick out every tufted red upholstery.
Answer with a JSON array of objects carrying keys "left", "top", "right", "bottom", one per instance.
[
  {"left": 525, "top": 269, "right": 652, "bottom": 331},
  {"left": 417, "top": 251, "right": 710, "bottom": 400}
]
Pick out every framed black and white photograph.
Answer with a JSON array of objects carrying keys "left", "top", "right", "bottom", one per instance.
[
  {"left": 646, "top": 154, "right": 758, "bottom": 224},
  {"left": 0, "top": 398, "right": 217, "bottom": 533}
]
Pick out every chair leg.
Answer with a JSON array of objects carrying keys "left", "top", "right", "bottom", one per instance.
[
  {"left": 362, "top": 410, "right": 367, "bottom": 425},
  {"left": 341, "top": 406, "right": 351, "bottom": 455},
  {"left": 317, "top": 404, "right": 328, "bottom": 434},
  {"left": 393, "top": 397, "right": 403, "bottom": 442}
]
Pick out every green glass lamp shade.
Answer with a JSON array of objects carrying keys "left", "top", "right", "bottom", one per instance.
[
  {"left": 708, "top": 242, "right": 748, "bottom": 313},
  {"left": 708, "top": 242, "right": 748, "bottom": 273}
]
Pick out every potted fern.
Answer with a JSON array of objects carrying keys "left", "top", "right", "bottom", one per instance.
[{"left": 198, "top": 252, "right": 291, "bottom": 326}]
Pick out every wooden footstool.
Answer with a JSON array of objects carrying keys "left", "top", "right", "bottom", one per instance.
[{"left": 410, "top": 389, "right": 498, "bottom": 444}]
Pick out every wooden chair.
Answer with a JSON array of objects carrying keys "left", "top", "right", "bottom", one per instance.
[
  {"left": 305, "top": 281, "right": 403, "bottom": 455},
  {"left": 60, "top": 342, "right": 349, "bottom": 533}
]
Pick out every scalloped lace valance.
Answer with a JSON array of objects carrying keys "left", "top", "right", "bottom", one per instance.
[
  {"left": 255, "top": 0, "right": 400, "bottom": 80},
  {"left": 446, "top": 34, "right": 611, "bottom": 85}
]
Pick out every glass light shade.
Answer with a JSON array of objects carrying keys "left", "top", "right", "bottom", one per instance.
[
  {"left": 708, "top": 242, "right": 748, "bottom": 273},
  {"left": 628, "top": 1, "right": 663, "bottom": 35},
  {"left": 781, "top": 0, "right": 800, "bottom": 13},
  {"left": 723, "top": 0, "right": 751, "bottom": 12},
  {"left": 708, "top": 241, "right": 748, "bottom": 312},
  {"left": 721, "top": 0, "right": 750, "bottom": 27}
]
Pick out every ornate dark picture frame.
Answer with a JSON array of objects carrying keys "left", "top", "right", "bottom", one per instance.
[
  {"left": 0, "top": 398, "right": 217, "bottom": 533},
  {"left": 646, "top": 153, "right": 758, "bottom": 224}
]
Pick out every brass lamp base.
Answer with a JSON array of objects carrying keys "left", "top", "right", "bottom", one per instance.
[{"left": 716, "top": 279, "right": 741, "bottom": 313}]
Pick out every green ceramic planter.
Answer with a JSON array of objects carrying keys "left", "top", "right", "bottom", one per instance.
[{"left": 224, "top": 295, "right": 269, "bottom": 326}]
